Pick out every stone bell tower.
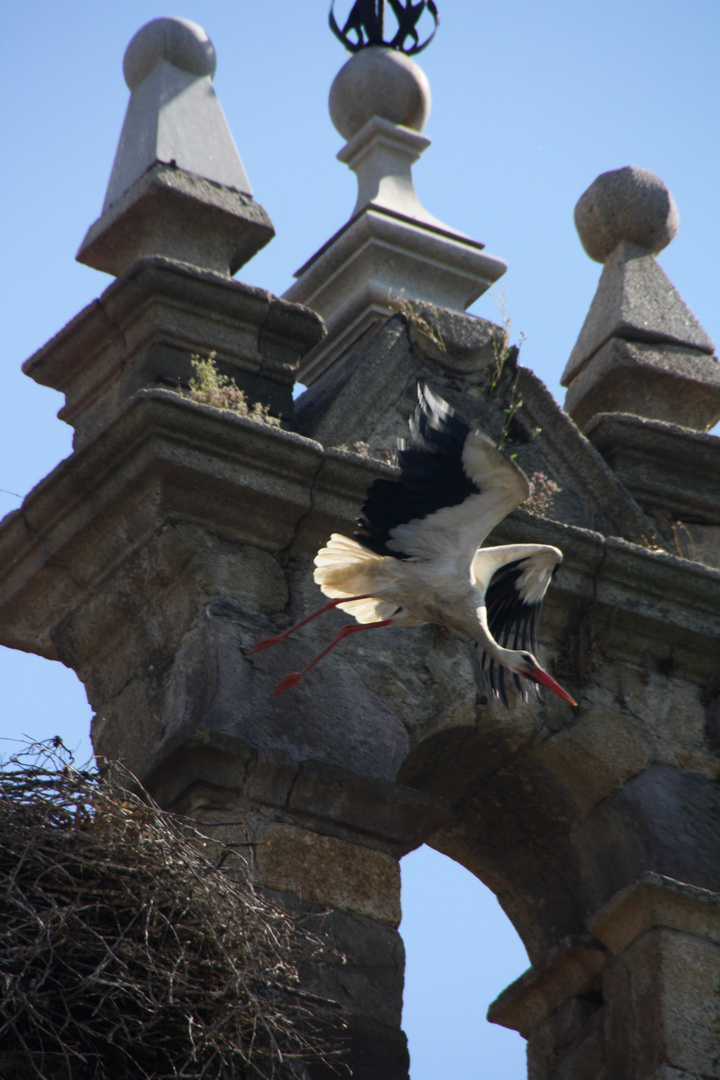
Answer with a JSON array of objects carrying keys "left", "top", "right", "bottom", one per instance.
[{"left": 1, "top": 7, "right": 719, "bottom": 1080}]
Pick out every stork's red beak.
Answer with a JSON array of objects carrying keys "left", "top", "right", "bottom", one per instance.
[{"left": 525, "top": 665, "right": 577, "bottom": 706}]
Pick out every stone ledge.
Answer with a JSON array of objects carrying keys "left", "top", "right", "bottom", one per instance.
[
  {"left": 487, "top": 943, "right": 607, "bottom": 1038},
  {"left": 588, "top": 872, "right": 720, "bottom": 955},
  {"left": 0, "top": 390, "right": 324, "bottom": 656},
  {"left": 585, "top": 412, "right": 720, "bottom": 524},
  {"left": 23, "top": 255, "right": 325, "bottom": 447},
  {"left": 78, "top": 164, "right": 274, "bottom": 278},
  {"left": 496, "top": 511, "right": 720, "bottom": 658},
  {"left": 2, "top": 389, "right": 719, "bottom": 673},
  {"left": 146, "top": 736, "right": 451, "bottom": 857},
  {"left": 255, "top": 822, "right": 401, "bottom": 927},
  {"left": 564, "top": 338, "right": 720, "bottom": 433}
]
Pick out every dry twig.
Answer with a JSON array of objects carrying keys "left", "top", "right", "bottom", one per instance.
[{"left": 0, "top": 740, "right": 344, "bottom": 1080}]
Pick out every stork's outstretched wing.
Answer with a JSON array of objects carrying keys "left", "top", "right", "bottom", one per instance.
[
  {"left": 355, "top": 384, "right": 529, "bottom": 565},
  {"left": 472, "top": 546, "right": 562, "bottom": 706}
]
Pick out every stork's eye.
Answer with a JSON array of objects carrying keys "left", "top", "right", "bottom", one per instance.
[{"left": 521, "top": 652, "right": 533, "bottom": 664}]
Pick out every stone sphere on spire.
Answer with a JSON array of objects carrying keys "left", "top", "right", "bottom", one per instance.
[
  {"left": 574, "top": 166, "right": 679, "bottom": 263},
  {"left": 123, "top": 16, "right": 217, "bottom": 90},
  {"left": 329, "top": 47, "right": 431, "bottom": 140}
]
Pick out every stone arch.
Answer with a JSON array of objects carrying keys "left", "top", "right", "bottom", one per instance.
[{"left": 398, "top": 724, "right": 589, "bottom": 967}]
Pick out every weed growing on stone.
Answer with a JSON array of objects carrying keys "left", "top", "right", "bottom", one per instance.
[
  {"left": 391, "top": 296, "right": 446, "bottom": 355},
  {"left": 186, "top": 354, "right": 281, "bottom": 426},
  {"left": 498, "top": 371, "right": 524, "bottom": 450},
  {"left": 336, "top": 440, "right": 372, "bottom": 457},
  {"left": 489, "top": 291, "right": 525, "bottom": 397}
]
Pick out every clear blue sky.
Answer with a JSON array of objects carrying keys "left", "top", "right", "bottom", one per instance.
[{"left": 1, "top": 2, "right": 718, "bottom": 1076}]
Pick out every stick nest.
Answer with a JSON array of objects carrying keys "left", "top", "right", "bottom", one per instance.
[{"left": 0, "top": 741, "right": 345, "bottom": 1080}]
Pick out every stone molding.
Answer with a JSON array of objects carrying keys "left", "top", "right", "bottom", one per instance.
[
  {"left": 2, "top": 388, "right": 718, "bottom": 671},
  {"left": 0, "top": 391, "right": 324, "bottom": 657},
  {"left": 585, "top": 413, "right": 720, "bottom": 524},
  {"left": 286, "top": 204, "right": 505, "bottom": 385},
  {"left": 78, "top": 164, "right": 274, "bottom": 279},
  {"left": 487, "top": 942, "right": 607, "bottom": 1038},
  {"left": 145, "top": 737, "right": 451, "bottom": 859},
  {"left": 585, "top": 412, "right": 720, "bottom": 568},
  {"left": 23, "top": 256, "right": 324, "bottom": 448},
  {"left": 588, "top": 873, "right": 720, "bottom": 954},
  {"left": 564, "top": 337, "right": 720, "bottom": 433}
]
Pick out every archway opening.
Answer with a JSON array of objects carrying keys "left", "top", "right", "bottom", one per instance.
[{"left": 401, "top": 845, "right": 528, "bottom": 1079}]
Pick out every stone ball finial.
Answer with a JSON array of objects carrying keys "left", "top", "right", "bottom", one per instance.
[
  {"left": 123, "top": 17, "right": 217, "bottom": 90},
  {"left": 329, "top": 46, "right": 431, "bottom": 141},
  {"left": 574, "top": 166, "right": 679, "bottom": 263}
]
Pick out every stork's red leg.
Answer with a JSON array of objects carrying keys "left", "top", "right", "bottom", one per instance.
[
  {"left": 273, "top": 618, "right": 393, "bottom": 695},
  {"left": 250, "top": 595, "right": 374, "bottom": 654}
]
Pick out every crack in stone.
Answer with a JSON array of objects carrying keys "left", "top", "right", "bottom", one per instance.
[
  {"left": 20, "top": 510, "right": 84, "bottom": 590},
  {"left": 95, "top": 297, "right": 129, "bottom": 354},
  {"left": 283, "top": 767, "right": 301, "bottom": 817},
  {"left": 276, "top": 450, "right": 326, "bottom": 570}
]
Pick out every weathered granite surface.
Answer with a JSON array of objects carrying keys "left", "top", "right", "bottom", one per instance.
[{"left": 563, "top": 167, "right": 720, "bottom": 445}]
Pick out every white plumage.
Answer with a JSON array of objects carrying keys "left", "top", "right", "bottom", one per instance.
[{"left": 252, "top": 383, "right": 576, "bottom": 706}]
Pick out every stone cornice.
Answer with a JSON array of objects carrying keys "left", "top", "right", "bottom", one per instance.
[
  {"left": 585, "top": 412, "right": 720, "bottom": 524},
  {"left": 145, "top": 733, "right": 452, "bottom": 859},
  {"left": 0, "top": 390, "right": 718, "bottom": 668},
  {"left": 23, "top": 256, "right": 325, "bottom": 447}
]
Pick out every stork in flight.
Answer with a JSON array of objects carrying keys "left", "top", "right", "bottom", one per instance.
[{"left": 252, "top": 383, "right": 577, "bottom": 707}]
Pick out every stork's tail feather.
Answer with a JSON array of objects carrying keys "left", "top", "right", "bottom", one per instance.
[{"left": 313, "top": 533, "right": 383, "bottom": 597}]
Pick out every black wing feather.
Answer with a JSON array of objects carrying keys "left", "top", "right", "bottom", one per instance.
[
  {"left": 480, "top": 560, "right": 556, "bottom": 703},
  {"left": 355, "top": 385, "right": 478, "bottom": 559}
]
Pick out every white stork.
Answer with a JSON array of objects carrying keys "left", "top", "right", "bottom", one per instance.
[{"left": 252, "top": 383, "right": 577, "bottom": 707}]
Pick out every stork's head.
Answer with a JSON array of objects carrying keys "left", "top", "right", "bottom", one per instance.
[{"left": 511, "top": 651, "right": 577, "bottom": 706}]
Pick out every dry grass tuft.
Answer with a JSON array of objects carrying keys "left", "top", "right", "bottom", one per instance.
[
  {"left": 186, "top": 356, "right": 282, "bottom": 426},
  {"left": 0, "top": 741, "right": 344, "bottom": 1080},
  {"left": 525, "top": 471, "right": 562, "bottom": 518}
]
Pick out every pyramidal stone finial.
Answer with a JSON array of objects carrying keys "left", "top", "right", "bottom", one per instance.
[
  {"left": 284, "top": 45, "right": 506, "bottom": 386},
  {"left": 562, "top": 166, "right": 720, "bottom": 432},
  {"left": 77, "top": 17, "right": 274, "bottom": 278}
]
